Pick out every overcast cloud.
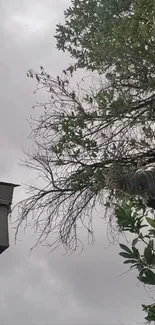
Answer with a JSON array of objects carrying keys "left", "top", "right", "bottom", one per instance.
[{"left": 0, "top": 1, "right": 152, "bottom": 324}]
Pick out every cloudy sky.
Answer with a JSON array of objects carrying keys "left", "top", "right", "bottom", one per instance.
[{"left": 0, "top": 1, "right": 152, "bottom": 324}]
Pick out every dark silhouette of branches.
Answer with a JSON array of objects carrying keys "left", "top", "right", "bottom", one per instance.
[{"left": 14, "top": 67, "right": 155, "bottom": 251}]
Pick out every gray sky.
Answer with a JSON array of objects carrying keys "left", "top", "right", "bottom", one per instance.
[{"left": 0, "top": 1, "right": 152, "bottom": 324}]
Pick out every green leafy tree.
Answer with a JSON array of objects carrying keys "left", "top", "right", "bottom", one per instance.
[
  {"left": 16, "top": 0, "right": 155, "bottom": 252},
  {"left": 15, "top": 1, "right": 155, "bottom": 321}
]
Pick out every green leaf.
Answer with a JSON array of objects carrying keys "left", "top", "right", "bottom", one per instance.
[
  {"left": 130, "top": 263, "right": 139, "bottom": 269},
  {"left": 132, "top": 247, "right": 140, "bottom": 259},
  {"left": 119, "top": 243, "right": 133, "bottom": 254},
  {"left": 132, "top": 238, "right": 138, "bottom": 247},
  {"left": 119, "top": 252, "right": 134, "bottom": 259},
  {"left": 124, "top": 259, "right": 138, "bottom": 264},
  {"left": 146, "top": 217, "right": 155, "bottom": 229},
  {"left": 144, "top": 245, "right": 154, "bottom": 265},
  {"left": 149, "top": 229, "right": 155, "bottom": 237},
  {"left": 138, "top": 269, "right": 155, "bottom": 285}
]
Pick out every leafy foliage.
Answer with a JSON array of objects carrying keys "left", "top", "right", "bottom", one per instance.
[
  {"left": 142, "top": 304, "right": 155, "bottom": 323},
  {"left": 118, "top": 205, "right": 155, "bottom": 323},
  {"left": 55, "top": 0, "right": 155, "bottom": 84}
]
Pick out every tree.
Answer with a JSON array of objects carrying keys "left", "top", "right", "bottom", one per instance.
[
  {"left": 15, "top": 65, "right": 155, "bottom": 251},
  {"left": 55, "top": 0, "right": 155, "bottom": 83},
  {"left": 15, "top": 1, "right": 155, "bottom": 321},
  {"left": 15, "top": 69, "right": 155, "bottom": 323}
]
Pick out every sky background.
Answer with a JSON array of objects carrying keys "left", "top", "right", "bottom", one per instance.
[{"left": 0, "top": 1, "right": 153, "bottom": 324}]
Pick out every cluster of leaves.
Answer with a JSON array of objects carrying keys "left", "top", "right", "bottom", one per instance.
[
  {"left": 55, "top": 0, "right": 155, "bottom": 90},
  {"left": 117, "top": 199, "right": 155, "bottom": 322},
  {"left": 55, "top": 0, "right": 155, "bottom": 137},
  {"left": 142, "top": 304, "right": 155, "bottom": 323}
]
